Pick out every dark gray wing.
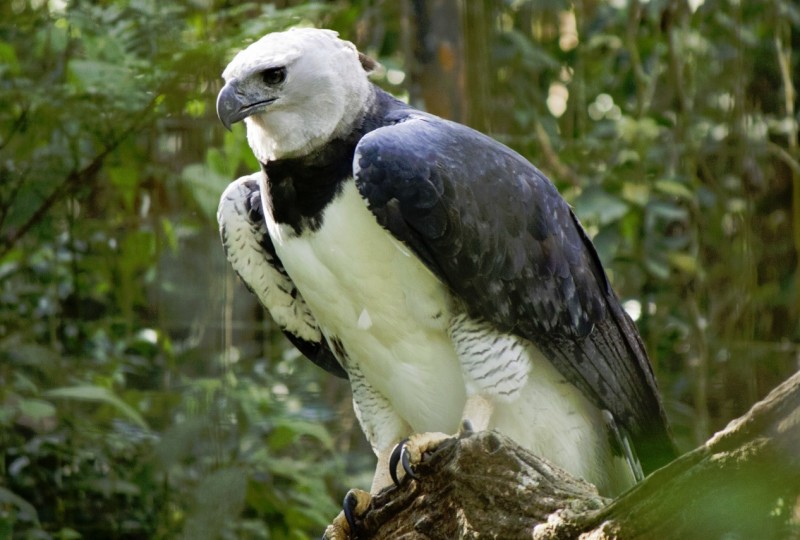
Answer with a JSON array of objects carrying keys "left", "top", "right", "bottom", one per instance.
[
  {"left": 218, "top": 174, "right": 347, "bottom": 379},
  {"left": 354, "top": 115, "right": 674, "bottom": 473}
]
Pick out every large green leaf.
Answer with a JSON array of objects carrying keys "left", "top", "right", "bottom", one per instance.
[
  {"left": 0, "top": 487, "right": 39, "bottom": 525},
  {"left": 180, "top": 163, "right": 231, "bottom": 221},
  {"left": 574, "top": 186, "right": 630, "bottom": 226},
  {"left": 44, "top": 385, "right": 148, "bottom": 429}
]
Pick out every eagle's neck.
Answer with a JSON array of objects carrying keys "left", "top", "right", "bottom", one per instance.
[
  {"left": 260, "top": 136, "right": 355, "bottom": 234},
  {"left": 260, "top": 87, "right": 409, "bottom": 235}
]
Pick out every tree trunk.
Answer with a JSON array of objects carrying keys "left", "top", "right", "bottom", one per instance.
[
  {"left": 352, "top": 371, "right": 800, "bottom": 539},
  {"left": 407, "top": 0, "right": 464, "bottom": 122}
]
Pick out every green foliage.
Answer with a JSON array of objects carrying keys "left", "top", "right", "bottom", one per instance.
[{"left": 0, "top": 1, "right": 356, "bottom": 538}]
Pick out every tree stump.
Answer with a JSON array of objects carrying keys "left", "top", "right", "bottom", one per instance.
[{"left": 353, "top": 371, "right": 800, "bottom": 539}]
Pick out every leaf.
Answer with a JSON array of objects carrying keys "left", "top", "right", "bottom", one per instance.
[
  {"left": 646, "top": 200, "right": 689, "bottom": 223},
  {"left": 574, "top": 186, "right": 630, "bottom": 226},
  {"left": 0, "top": 486, "right": 39, "bottom": 524},
  {"left": 269, "top": 417, "right": 334, "bottom": 451},
  {"left": 287, "top": 486, "right": 341, "bottom": 528},
  {"left": 156, "top": 417, "right": 210, "bottom": 469},
  {"left": 224, "top": 127, "right": 260, "bottom": 171},
  {"left": 0, "top": 42, "right": 20, "bottom": 76},
  {"left": 109, "top": 165, "right": 140, "bottom": 212},
  {"left": 180, "top": 163, "right": 230, "bottom": 221},
  {"left": 13, "top": 372, "right": 39, "bottom": 394},
  {"left": 621, "top": 182, "right": 651, "bottom": 207},
  {"left": 7, "top": 343, "right": 61, "bottom": 370},
  {"left": 119, "top": 230, "right": 155, "bottom": 271},
  {"left": 13, "top": 397, "right": 57, "bottom": 433},
  {"left": 617, "top": 116, "right": 662, "bottom": 143},
  {"left": 44, "top": 385, "right": 148, "bottom": 429},
  {"left": 86, "top": 478, "right": 141, "bottom": 497},
  {"left": 68, "top": 59, "right": 133, "bottom": 95},
  {"left": 654, "top": 179, "right": 695, "bottom": 200},
  {"left": 644, "top": 257, "right": 671, "bottom": 280},
  {"left": 206, "top": 148, "right": 232, "bottom": 177},
  {"left": 667, "top": 252, "right": 698, "bottom": 275},
  {"left": 160, "top": 218, "right": 178, "bottom": 252},
  {"left": 17, "top": 398, "right": 56, "bottom": 421}
]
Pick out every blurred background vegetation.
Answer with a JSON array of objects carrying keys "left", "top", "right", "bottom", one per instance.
[{"left": 0, "top": 0, "right": 798, "bottom": 538}]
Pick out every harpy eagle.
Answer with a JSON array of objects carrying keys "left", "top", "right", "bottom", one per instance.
[{"left": 216, "top": 28, "right": 675, "bottom": 535}]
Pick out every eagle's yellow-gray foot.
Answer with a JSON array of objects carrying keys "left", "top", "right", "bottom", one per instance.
[
  {"left": 323, "top": 489, "right": 371, "bottom": 540},
  {"left": 389, "top": 420, "right": 476, "bottom": 486}
]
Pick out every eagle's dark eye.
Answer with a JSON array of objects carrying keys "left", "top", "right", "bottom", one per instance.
[{"left": 261, "top": 67, "right": 286, "bottom": 86}]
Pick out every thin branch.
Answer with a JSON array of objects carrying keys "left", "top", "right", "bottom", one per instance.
[
  {"left": 0, "top": 105, "right": 30, "bottom": 152},
  {"left": 534, "top": 122, "right": 581, "bottom": 187},
  {"left": 0, "top": 149, "right": 105, "bottom": 258},
  {"left": 0, "top": 98, "right": 158, "bottom": 258},
  {"left": 0, "top": 165, "right": 31, "bottom": 232},
  {"left": 665, "top": 3, "right": 688, "bottom": 116},
  {"left": 767, "top": 141, "right": 800, "bottom": 179},
  {"left": 774, "top": 19, "right": 797, "bottom": 150},
  {"left": 625, "top": 0, "right": 650, "bottom": 117},
  {"left": 773, "top": 15, "right": 800, "bottom": 317}
]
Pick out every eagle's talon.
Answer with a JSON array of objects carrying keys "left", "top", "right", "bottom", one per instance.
[
  {"left": 400, "top": 445, "right": 418, "bottom": 481},
  {"left": 389, "top": 438, "right": 407, "bottom": 486},
  {"left": 389, "top": 438, "right": 420, "bottom": 486},
  {"left": 342, "top": 490, "right": 361, "bottom": 536},
  {"left": 389, "top": 432, "right": 452, "bottom": 486},
  {"left": 460, "top": 419, "right": 475, "bottom": 435},
  {"left": 324, "top": 489, "right": 370, "bottom": 540}
]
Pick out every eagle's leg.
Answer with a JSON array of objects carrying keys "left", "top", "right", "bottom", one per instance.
[
  {"left": 324, "top": 374, "right": 411, "bottom": 539},
  {"left": 322, "top": 445, "right": 405, "bottom": 539},
  {"left": 390, "top": 393, "right": 494, "bottom": 485}
]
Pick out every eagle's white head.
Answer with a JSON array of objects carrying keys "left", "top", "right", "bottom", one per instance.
[{"left": 217, "top": 28, "right": 374, "bottom": 162}]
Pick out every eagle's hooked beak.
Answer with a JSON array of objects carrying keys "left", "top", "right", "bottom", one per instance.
[
  {"left": 216, "top": 82, "right": 244, "bottom": 131},
  {"left": 216, "top": 81, "right": 277, "bottom": 131}
]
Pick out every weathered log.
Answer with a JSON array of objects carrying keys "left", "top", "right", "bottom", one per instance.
[{"left": 354, "top": 370, "right": 800, "bottom": 539}]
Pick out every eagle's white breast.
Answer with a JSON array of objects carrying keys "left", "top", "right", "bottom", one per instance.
[{"left": 262, "top": 177, "right": 467, "bottom": 435}]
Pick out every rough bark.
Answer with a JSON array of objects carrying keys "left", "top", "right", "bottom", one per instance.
[
  {"left": 352, "top": 371, "right": 800, "bottom": 539},
  {"left": 407, "top": 0, "right": 464, "bottom": 122}
]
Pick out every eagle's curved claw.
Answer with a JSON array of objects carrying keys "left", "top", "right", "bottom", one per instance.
[
  {"left": 389, "top": 437, "right": 409, "bottom": 486},
  {"left": 400, "top": 445, "right": 417, "bottom": 482},
  {"left": 342, "top": 490, "right": 364, "bottom": 535},
  {"left": 322, "top": 489, "right": 371, "bottom": 540},
  {"left": 389, "top": 431, "right": 452, "bottom": 486}
]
